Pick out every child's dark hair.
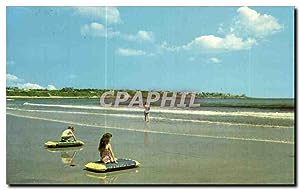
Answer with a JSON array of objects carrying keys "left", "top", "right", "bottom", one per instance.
[
  {"left": 98, "top": 133, "right": 112, "bottom": 152},
  {"left": 68, "top": 126, "right": 74, "bottom": 131}
]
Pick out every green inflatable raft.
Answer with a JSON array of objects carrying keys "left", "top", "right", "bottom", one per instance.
[
  {"left": 85, "top": 158, "right": 140, "bottom": 173},
  {"left": 44, "top": 140, "right": 84, "bottom": 148}
]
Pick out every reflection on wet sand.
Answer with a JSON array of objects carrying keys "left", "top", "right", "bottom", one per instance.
[
  {"left": 60, "top": 151, "right": 77, "bottom": 166},
  {"left": 46, "top": 147, "right": 83, "bottom": 167},
  {"left": 86, "top": 173, "right": 118, "bottom": 184},
  {"left": 85, "top": 169, "right": 139, "bottom": 184},
  {"left": 144, "top": 122, "right": 150, "bottom": 146}
]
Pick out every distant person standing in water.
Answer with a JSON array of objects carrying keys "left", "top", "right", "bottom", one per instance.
[{"left": 143, "top": 102, "right": 150, "bottom": 122}]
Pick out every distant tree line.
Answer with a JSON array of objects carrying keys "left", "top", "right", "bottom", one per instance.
[{"left": 6, "top": 87, "right": 249, "bottom": 99}]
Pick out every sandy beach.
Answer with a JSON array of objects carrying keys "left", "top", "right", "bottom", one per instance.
[{"left": 6, "top": 98, "right": 295, "bottom": 184}]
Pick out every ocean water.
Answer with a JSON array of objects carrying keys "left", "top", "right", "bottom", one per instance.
[{"left": 6, "top": 98, "right": 295, "bottom": 184}]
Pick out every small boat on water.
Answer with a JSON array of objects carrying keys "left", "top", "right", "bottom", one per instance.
[{"left": 44, "top": 140, "right": 84, "bottom": 148}]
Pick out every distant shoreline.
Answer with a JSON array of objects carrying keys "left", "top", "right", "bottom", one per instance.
[
  {"left": 6, "top": 96, "right": 294, "bottom": 100},
  {"left": 6, "top": 88, "right": 250, "bottom": 99},
  {"left": 6, "top": 96, "right": 294, "bottom": 109},
  {"left": 7, "top": 96, "right": 99, "bottom": 99}
]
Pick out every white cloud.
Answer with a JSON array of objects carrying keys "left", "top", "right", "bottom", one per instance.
[
  {"left": 80, "top": 22, "right": 105, "bottom": 37},
  {"left": 122, "top": 30, "right": 154, "bottom": 42},
  {"left": 160, "top": 6, "right": 281, "bottom": 55},
  {"left": 74, "top": 7, "right": 121, "bottom": 24},
  {"left": 80, "top": 22, "right": 120, "bottom": 38},
  {"left": 6, "top": 73, "right": 56, "bottom": 90},
  {"left": 80, "top": 23, "right": 154, "bottom": 43},
  {"left": 162, "top": 34, "right": 257, "bottom": 53},
  {"left": 234, "top": 6, "right": 283, "bottom": 38},
  {"left": 184, "top": 34, "right": 256, "bottom": 51},
  {"left": 6, "top": 74, "right": 25, "bottom": 85},
  {"left": 6, "top": 74, "right": 19, "bottom": 82},
  {"left": 116, "top": 48, "right": 147, "bottom": 56},
  {"left": 209, "top": 57, "right": 221, "bottom": 63},
  {"left": 21, "top": 83, "right": 44, "bottom": 90},
  {"left": 137, "top": 31, "right": 154, "bottom": 42},
  {"left": 46, "top": 85, "right": 57, "bottom": 90},
  {"left": 160, "top": 41, "right": 181, "bottom": 52}
]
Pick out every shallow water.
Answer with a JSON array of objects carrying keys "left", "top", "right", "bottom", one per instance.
[{"left": 6, "top": 98, "right": 295, "bottom": 184}]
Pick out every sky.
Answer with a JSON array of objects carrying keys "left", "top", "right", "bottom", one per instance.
[{"left": 6, "top": 6, "right": 294, "bottom": 98}]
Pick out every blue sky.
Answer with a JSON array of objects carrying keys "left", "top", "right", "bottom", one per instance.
[{"left": 6, "top": 6, "right": 294, "bottom": 98}]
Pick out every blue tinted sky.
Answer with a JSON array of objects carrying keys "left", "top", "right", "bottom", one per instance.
[{"left": 6, "top": 6, "right": 294, "bottom": 98}]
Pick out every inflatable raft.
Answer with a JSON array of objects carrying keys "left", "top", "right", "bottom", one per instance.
[
  {"left": 46, "top": 146, "right": 83, "bottom": 153},
  {"left": 85, "top": 158, "right": 140, "bottom": 173},
  {"left": 44, "top": 140, "right": 84, "bottom": 148}
]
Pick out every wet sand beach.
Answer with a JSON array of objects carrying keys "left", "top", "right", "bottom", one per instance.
[{"left": 6, "top": 98, "right": 295, "bottom": 184}]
